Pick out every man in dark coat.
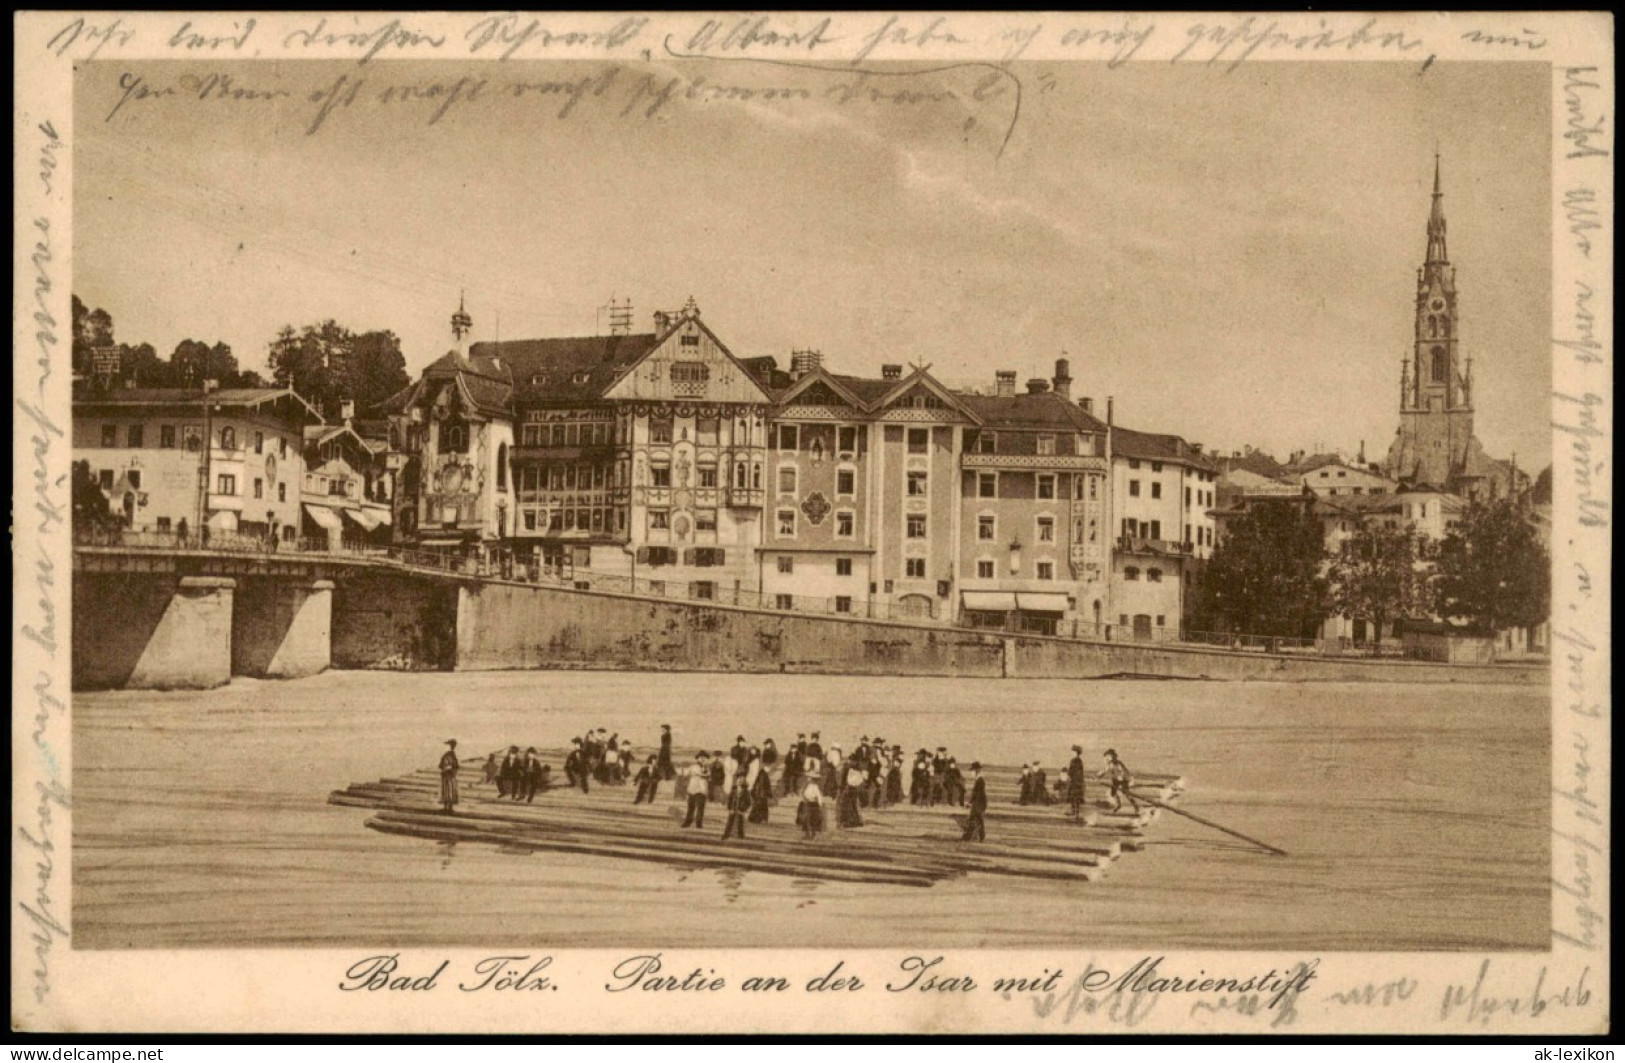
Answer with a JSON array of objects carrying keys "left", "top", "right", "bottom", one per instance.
[
  {"left": 944, "top": 758, "right": 965, "bottom": 806},
  {"left": 499, "top": 745, "right": 522, "bottom": 798},
  {"left": 563, "top": 740, "right": 589, "bottom": 794},
  {"left": 1030, "top": 760, "right": 1051, "bottom": 805},
  {"left": 708, "top": 752, "right": 726, "bottom": 802},
  {"left": 520, "top": 747, "right": 543, "bottom": 802},
  {"left": 438, "top": 739, "right": 461, "bottom": 814},
  {"left": 633, "top": 755, "right": 659, "bottom": 805},
  {"left": 656, "top": 724, "right": 675, "bottom": 781},
  {"left": 910, "top": 751, "right": 931, "bottom": 805},
  {"left": 730, "top": 735, "right": 750, "bottom": 768},
  {"left": 1067, "top": 745, "right": 1087, "bottom": 817},
  {"left": 721, "top": 774, "right": 752, "bottom": 840},
  {"left": 961, "top": 762, "right": 987, "bottom": 842},
  {"left": 806, "top": 732, "right": 824, "bottom": 764}
]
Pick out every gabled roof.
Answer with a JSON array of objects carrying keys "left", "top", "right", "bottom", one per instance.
[
  {"left": 1112, "top": 425, "right": 1217, "bottom": 469},
  {"left": 303, "top": 423, "right": 375, "bottom": 453},
  {"left": 472, "top": 333, "right": 661, "bottom": 406},
  {"left": 957, "top": 390, "right": 1107, "bottom": 433},
  {"left": 1217, "top": 449, "right": 1288, "bottom": 480},
  {"left": 74, "top": 386, "right": 325, "bottom": 423},
  {"left": 775, "top": 367, "right": 870, "bottom": 410}
]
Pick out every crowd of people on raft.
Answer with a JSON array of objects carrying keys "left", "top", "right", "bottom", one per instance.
[{"left": 438, "top": 727, "right": 1142, "bottom": 844}]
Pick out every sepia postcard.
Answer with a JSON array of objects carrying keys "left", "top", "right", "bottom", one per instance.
[{"left": 13, "top": 9, "right": 1612, "bottom": 1036}]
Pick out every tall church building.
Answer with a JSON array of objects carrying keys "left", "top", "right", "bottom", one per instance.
[{"left": 1383, "top": 157, "right": 1528, "bottom": 502}]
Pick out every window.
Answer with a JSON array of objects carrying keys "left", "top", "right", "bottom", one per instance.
[
  {"left": 156, "top": 517, "right": 171, "bottom": 531},
  {"left": 1037, "top": 516, "right": 1055, "bottom": 542},
  {"left": 838, "top": 426, "right": 857, "bottom": 453},
  {"left": 160, "top": 425, "right": 176, "bottom": 449},
  {"left": 1147, "top": 568, "right": 1163, "bottom": 583},
  {"left": 1089, "top": 478, "right": 1098, "bottom": 500},
  {"left": 1337, "top": 470, "right": 1347, "bottom": 479},
  {"left": 254, "top": 431, "right": 264, "bottom": 454},
  {"left": 443, "top": 423, "right": 466, "bottom": 452},
  {"left": 98, "top": 469, "right": 114, "bottom": 490},
  {"left": 253, "top": 478, "right": 264, "bottom": 499},
  {"left": 127, "top": 425, "right": 144, "bottom": 448},
  {"left": 777, "top": 509, "right": 796, "bottom": 537},
  {"left": 835, "top": 596, "right": 853, "bottom": 614},
  {"left": 1037, "top": 474, "right": 1056, "bottom": 500},
  {"left": 696, "top": 417, "right": 718, "bottom": 446},
  {"left": 650, "top": 417, "right": 673, "bottom": 444},
  {"left": 905, "top": 558, "right": 926, "bottom": 578},
  {"left": 278, "top": 483, "right": 287, "bottom": 502},
  {"left": 836, "top": 469, "right": 855, "bottom": 497},
  {"left": 835, "top": 557, "right": 853, "bottom": 576},
  {"left": 1431, "top": 347, "right": 1448, "bottom": 383},
  {"left": 1151, "top": 462, "right": 1163, "bottom": 473},
  {"left": 651, "top": 466, "right": 672, "bottom": 488},
  {"left": 1157, "top": 615, "right": 1166, "bottom": 627},
  {"left": 1128, "top": 459, "right": 1140, "bottom": 470},
  {"left": 907, "top": 470, "right": 928, "bottom": 496},
  {"left": 220, "top": 426, "right": 236, "bottom": 450},
  {"left": 976, "top": 432, "right": 997, "bottom": 454},
  {"left": 836, "top": 511, "right": 854, "bottom": 538},
  {"left": 524, "top": 509, "right": 537, "bottom": 532},
  {"left": 692, "top": 581, "right": 716, "bottom": 600},
  {"left": 127, "top": 471, "right": 142, "bottom": 490},
  {"left": 976, "top": 559, "right": 995, "bottom": 579},
  {"left": 1151, "top": 482, "right": 1162, "bottom": 500},
  {"left": 977, "top": 515, "right": 996, "bottom": 541},
  {"left": 681, "top": 332, "right": 700, "bottom": 347},
  {"left": 978, "top": 473, "right": 997, "bottom": 498},
  {"left": 907, "top": 428, "right": 928, "bottom": 454},
  {"left": 1129, "top": 480, "right": 1141, "bottom": 497},
  {"left": 648, "top": 509, "right": 670, "bottom": 531},
  {"left": 1037, "top": 561, "right": 1055, "bottom": 581},
  {"left": 216, "top": 473, "right": 236, "bottom": 495},
  {"left": 1124, "top": 567, "right": 1140, "bottom": 581},
  {"left": 776, "top": 594, "right": 794, "bottom": 610},
  {"left": 1186, "top": 487, "right": 1192, "bottom": 506},
  {"left": 101, "top": 424, "right": 117, "bottom": 447},
  {"left": 279, "top": 437, "right": 289, "bottom": 459},
  {"left": 670, "top": 361, "right": 708, "bottom": 385},
  {"left": 1036, "top": 434, "right": 1055, "bottom": 456},
  {"left": 778, "top": 466, "right": 797, "bottom": 495},
  {"left": 1150, "top": 520, "right": 1162, "bottom": 540},
  {"left": 906, "top": 514, "right": 926, "bottom": 539},
  {"left": 777, "top": 424, "right": 798, "bottom": 451},
  {"left": 695, "top": 509, "right": 717, "bottom": 532}
]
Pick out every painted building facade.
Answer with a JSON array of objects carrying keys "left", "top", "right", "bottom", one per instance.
[{"left": 1109, "top": 424, "right": 1219, "bottom": 637}]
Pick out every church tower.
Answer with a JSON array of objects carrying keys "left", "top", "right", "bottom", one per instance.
[{"left": 1385, "top": 155, "right": 1478, "bottom": 490}]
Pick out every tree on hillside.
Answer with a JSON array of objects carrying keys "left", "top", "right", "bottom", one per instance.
[
  {"left": 1326, "top": 520, "right": 1424, "bottom": 645},
  {"left": 172, "top": 339, "right": 264, "bottom": 388},
  {"left": 1198, "top": 498, "right": 1329, "bottom": 639},
  {"left": 117, "top": 342, "right": 173, "bottom": 387},
  {"left": 268, "top": 321, "right": 409, "bottom": 419},
  {"left": 72, "top": 459, "right": 116, "bottom": 531},
  {"left": 1433, "top": 500, "right": 1550, "bottom": 633}
]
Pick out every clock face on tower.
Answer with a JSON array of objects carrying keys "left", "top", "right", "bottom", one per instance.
[{"left": 1430, "top": 299, "right": 1444, "bottom": 311}]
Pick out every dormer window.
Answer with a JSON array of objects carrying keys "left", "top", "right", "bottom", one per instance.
[
  {"left": 443, "top": 421, "right": 468, "bottom": 454},
  {"left": 680, "top": 332, "right": 700, "bottom": 347},
  {"left": 573, "top": 372, "right": 591, "bottom": 385}
]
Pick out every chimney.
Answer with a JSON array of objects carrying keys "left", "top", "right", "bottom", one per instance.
[
  {"left": 881, "top": 363, "right": 903, "bottom": 381},
  {"left": 652, "top": 310, "right": 671, "bottom": 334},
  {"left": 1052, "top": 357, "right": 1072, "bottom": 400},
  {"left": 1106, "top": 396, "right": 1115, "bottom": 426},
  {"left": 1191, "top": 442, "right": 1203, "bottom": 455},
  {"left": 1026, "top": 377, "right": 1050, "bottom": 395},
  {"left": 340, "top": 400, "right": 356, "bottom": 425},
  {"left": 1079, "top": 397, "right": 1094, "bottom": 416},
  {"left": 790, "top": 349, "right": 823, "bottom": 379},
  {"left": 995, "top": 370, "right": 1017, "bottom": 398}
]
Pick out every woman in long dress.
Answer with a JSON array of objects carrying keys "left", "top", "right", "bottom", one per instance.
[
  {"left": 748, "top": 749, "right": 773, "bottom": 824},
  {"left": 796, "top": 763, "right": 824, "bottom": 840},
  {"left": 837, "top": 763, "right": 866, "bottom": 829}
]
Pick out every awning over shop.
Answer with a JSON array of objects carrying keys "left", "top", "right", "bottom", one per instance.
[
  {"left": 1016, "top": 593, "right": 1071, "bottom": 614},
  {"left": 205, "top": 511, "right": 238, "bottom": 532},
  {"left": 303, "top": 503, "right": 343, "bottom": 532},
  {"left": 371, "top": 508, "right": 392, "bottom": 526},
  {"left": 962, "top": 591, "right": 1017, "bottom": 612},
  {"left": 343, "top": 507, "right": 382, "bottom": 531}
]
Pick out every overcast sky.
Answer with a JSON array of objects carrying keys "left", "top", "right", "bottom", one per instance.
[{"left": 76, "top": 58, "right": 1550, "bottom": 469}]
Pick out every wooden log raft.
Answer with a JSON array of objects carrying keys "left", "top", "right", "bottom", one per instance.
[{"left": 328, "top": 752, "right": 1187, "bottom": 888}]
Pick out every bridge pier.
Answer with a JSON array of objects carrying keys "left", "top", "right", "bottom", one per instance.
[
  {"left": 233, "top": 578, "right": 334, "bottom": 679},
  {"left": 73, "top": 574, "right": 237, "bottom": 690}
]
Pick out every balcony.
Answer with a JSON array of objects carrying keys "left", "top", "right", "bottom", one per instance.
[
  {"left": 424, "top": 494, "right": 478, "bottom": 526},
  {"left": 725, "top": 487, "right": 764, "bottom": 508},
  {"left": 207, "top": 492, "right": 245, "bottom": 512},
  {"left": 516, "top": 489, "right": 613, "bottom": 507},
  {"left": 961, "top": 452, "right": 1107, "bottom": 471},
  {"left": 1117, "top": 535, "right": 1192, "bottom": 556},
  {"left": 512, "top": 443, "right": 617, "bottom": 462}
]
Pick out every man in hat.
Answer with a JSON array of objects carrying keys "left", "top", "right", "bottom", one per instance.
[
  {"left": 1017, "top": 763, "right": 1033, "bottom": 805},
  {"left": 721, "top": 771, "right": 752, "bottom": 840},
  {"left": 910, "top": 750, "right": 931, "bottom": 805},
  {"left": 682, "top": 753, "right": 711, "bottom": 828},
  {"left": 499, "top": 745, "right": 523, "bottom": 798},
  {"left": 520, "top": 747, "right": 543, "bottom": 802},
  {"left": 633, "top": 755, "right": 659, "bottom": 805},
  {"left": 944, "top": 757, "right": 965, "bottom": 806},
  {"left": 1104, "top": 749, "right": 1139, "bottom": 812},
  {"left": 1030, "top": 760, "right": 1051, "bottom": 805},
  {"left": 708, "top": 750, "right": 727, "bottom": 802},
  {"left": 731, "top": 734, "right": 750, "bottom": 768},
  {"left": 656, "top": 724, "right": 675, "bottom": 781},
  {"left": 806, "top": 731, "right": 824, "bottom": 764},
  {"left": 961, "top": 762, "right": 987, "bottom": 842},
  {"left": 930, "top": 748, "right": 949, "bottom": 806},
  {"left": 564, "top": 738, "right": 589, "bottom": 794},
  {"left": 438, "top": 740, "right": 461, "bottom": 814},
  {"left": 1067, "top": 745, "right": 1087, "bottom": 818},
  {"left": 784, "top": 734, "right": 806, "bottom": 796}
]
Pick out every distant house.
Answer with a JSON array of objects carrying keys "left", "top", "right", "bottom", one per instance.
[{"left": 1400, "top": 620, "right": 1497, "bottom": 664}]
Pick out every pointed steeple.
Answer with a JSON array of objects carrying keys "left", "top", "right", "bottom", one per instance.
[
  {"left": 1426, "top": 152, "right": 1448, "bottom": 265},
  {"left": 451, "top": 291, "right": 473, "bottom": 343}
]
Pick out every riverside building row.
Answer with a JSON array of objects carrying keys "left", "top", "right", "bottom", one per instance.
[{"left": 369, "top": 297, "right": 1219, "bottom": 637}]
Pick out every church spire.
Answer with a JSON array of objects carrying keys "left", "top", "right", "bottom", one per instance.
[{"left": 1426, "top": 152, "right": 1448, "bottom": 265}]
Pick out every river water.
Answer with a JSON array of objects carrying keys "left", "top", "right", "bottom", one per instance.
[{"left": 73, "top": 670, "right": 1548, "bottom": 951}]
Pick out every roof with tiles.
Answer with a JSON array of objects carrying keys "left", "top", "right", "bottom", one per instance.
[
  {"left": 471, "top": 333, "right": 661, "bottom": 406},
  {"left": 1111, "top": 425, "right": 1217, "bottom": 469}
]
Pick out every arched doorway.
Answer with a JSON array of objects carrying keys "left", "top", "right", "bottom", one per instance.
[{"left": 896, "top": 594, "right": 933, "bottom": 620}]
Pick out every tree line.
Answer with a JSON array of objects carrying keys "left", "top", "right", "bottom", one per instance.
[
  {"left": 74, "top": 295, "right": 411, "bottom": 421},
  {"left": 1196, "top": 497, "right": 1549, "bottom": 641}
]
